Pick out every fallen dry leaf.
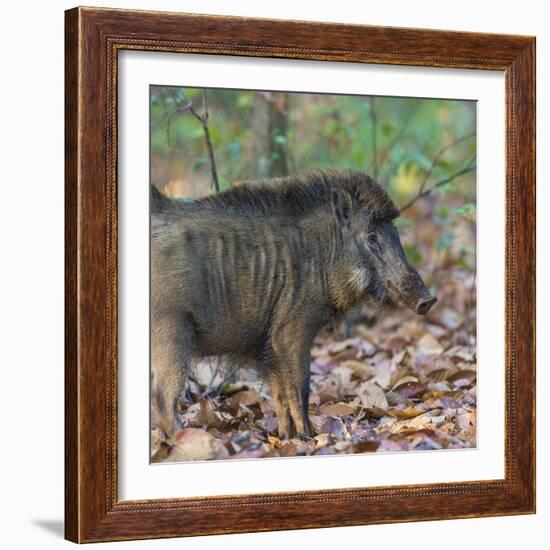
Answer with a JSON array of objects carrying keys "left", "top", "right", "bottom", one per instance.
[
  {"left": 392, "top": 375, "right": 419, "bottom": 391},
  {"left": 225, "top": 390, "right": 262, "bottom": 409},
  {"left": 354, "top": 382, "right": 389, "bottom": 409},
  {"left": 340, "top": 360, "right": 376, "bottom": 379},
  {"left": 387, "top": 408, "right": 426, "bottom": 420},
  {"left": 417, "top": 333, "right": 444, "bottom": 355},
  {"left": 165, "top": 428, "right": 228, "bottom": 461},
  {"left": 319, "top": 402, "right": 356, "bottom": 416}
]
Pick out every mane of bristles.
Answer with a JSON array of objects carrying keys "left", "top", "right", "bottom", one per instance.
[{"left": 154, "top": 168, "right": 399, "bottom": 221}]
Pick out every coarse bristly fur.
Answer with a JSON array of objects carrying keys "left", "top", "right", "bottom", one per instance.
[
  {"left": 152, "top": 168, "right": 400, "bottom": 221},
  {"left": 150, "top": 168, "right": 435, "bottom": 443}
]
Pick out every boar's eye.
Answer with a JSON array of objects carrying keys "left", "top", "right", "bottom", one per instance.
[{"left": 366, "top": 232, "right": 382, "bottom": 254}]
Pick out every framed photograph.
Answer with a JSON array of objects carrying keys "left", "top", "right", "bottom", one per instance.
[{"left": 65, "top": 6, "right": 536, "bottom": 543}]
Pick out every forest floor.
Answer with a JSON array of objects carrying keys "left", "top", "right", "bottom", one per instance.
[{"left": 151, "top": 269, "right": 476, "bottom": 463}]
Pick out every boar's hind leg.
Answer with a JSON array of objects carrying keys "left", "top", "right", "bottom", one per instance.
[
  {"left": 151, "top": 314, "right": 194, "bottom": 440},
  {"left": 272, "top": 335, "right": 312, "bottom": 439}
]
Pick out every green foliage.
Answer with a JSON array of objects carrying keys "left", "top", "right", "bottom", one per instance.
[
  {"left": 436, "top": 233, "right": 454, "bottom": 253},
  {"left": 273, "top": 134, "right": 287, "bottom": 145},
  {"left": 403, "top": 244, "right": 423, "bottom": 266},
  {"left": 451, "top": 203, "right": 476, "bottom": 221},
  {"left": 218, "top": 176, "right": 232, "bottom": 192},
  {"left": 393, "top": 218, "right": 412, "bottom": 230}
]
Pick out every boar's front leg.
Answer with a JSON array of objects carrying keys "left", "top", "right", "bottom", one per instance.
[
  {"left": 284, "top": 354, "right": 312, "bottom": 438},
  {"left": 151, "top": 313, "right": 194, "bottom": 440},
  {"left": 268, "top": 370, "right": 293, "bottom": 439},
  {"left": 271, "top": 330, "right": 312, "bottom": 439}
]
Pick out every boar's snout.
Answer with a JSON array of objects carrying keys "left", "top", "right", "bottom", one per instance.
[
  {"left": 386, "top": 269, "right": 437, "bottom": 316},
  {"left": 415, "top": 295, "right": 437, "bottom": 315}
]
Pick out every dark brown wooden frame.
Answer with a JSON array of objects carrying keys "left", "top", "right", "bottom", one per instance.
[{"left": 65, "top": 6, "right": 536, "bottom": 543}]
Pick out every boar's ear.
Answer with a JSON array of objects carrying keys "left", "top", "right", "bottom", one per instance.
[{"left": 332, "top": 188, "right": 352, "bottom": 227}]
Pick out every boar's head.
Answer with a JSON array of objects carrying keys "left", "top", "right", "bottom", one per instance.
[{"left": 332, "top": 171, "right": 436, "bottom": 315}]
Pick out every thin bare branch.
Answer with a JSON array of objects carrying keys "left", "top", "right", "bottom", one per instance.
[
  {"left": 201, "top": 89, "right": 209, "bottom": 122},
  {"left": 197, "top": 91, "right": 220, "bottom": 192},
  {"left": 368, "top": 97, "right": 378, "bottom": 181},
  {"left": 164, "top": 92, "right": 220, "bottom": 192},
  {"left": 399, "top": 156, "right": 476, "bottom": 213},
  {"left": 378, "top": 101, "right": 421, "bottom": 167},
  {"left": 417, "top": 132, "right": 475, "bottom": 196}
]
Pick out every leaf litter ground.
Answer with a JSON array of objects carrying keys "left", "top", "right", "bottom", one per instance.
[{"left": 152, "top": 269, "right": 476, "bottom": 462}]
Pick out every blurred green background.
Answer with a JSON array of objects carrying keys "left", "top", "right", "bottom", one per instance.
[{"left": 150, "top": 86, "right": 476, "bottom": 277}]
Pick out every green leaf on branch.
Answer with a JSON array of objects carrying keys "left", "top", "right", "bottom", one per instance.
[
  {"left": 459, "top": 244, "right": 476, "bottom": 256},
  {"left": 435, "top": 206, "right": 453, "bottom": 226},
  {"left": 450, "top": 203, "right": 476, "bottom": 221},
  {"left": 381, "top": 122, "right": 395, "bottom": 137},
  {"left": 403, "top": 244, "right": 422, "bottom": 265},
  {"left": 437, "top": 182, "right": 458, "bottom": 194},
  {"left": 408, "top": 152, "right": 432, "bottom": 171},
  {"left": 393, "top": 218, "right": 412, "bottom": 230},
  {"left": 218, "top": 176, "right": 232, "bottom": 192},
  {"left": 273, "top": 134, "right": 287, "bottom": 145},
  {"left": 436, "top": 233, "right": 454, "bottom": 252}
]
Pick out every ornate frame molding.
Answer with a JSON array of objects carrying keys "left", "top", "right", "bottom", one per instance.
[{"left": 65, "top": 7, "right": 535, "bottom": 542}]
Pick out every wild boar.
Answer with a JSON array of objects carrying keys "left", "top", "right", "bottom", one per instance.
[{"left": 151, "top": 169, "right": 436, "bottom": 439}]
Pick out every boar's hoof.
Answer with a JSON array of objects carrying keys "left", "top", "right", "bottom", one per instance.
[{"left": 415, "top": 296, "right": 437, "bottom": 315}]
